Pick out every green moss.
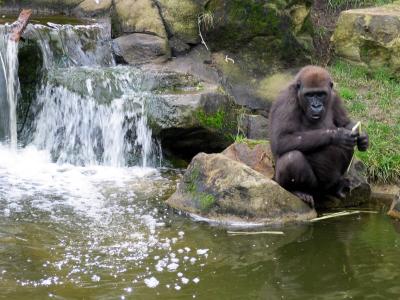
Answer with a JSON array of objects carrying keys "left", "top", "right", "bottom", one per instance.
[
  {"left": 234, "top": 137, "right": 268, "bottom": 149},
  {"left": 184, "top": 164, "right": 215, "bottom": 212},
  {"left": 196, "top": 110, "right": 226, "bottom": 130},
  {"left": 206, "top": 0, "right": 284, "bottom": 50},
  {"left": 185, "top": 165, "right": 200, "bottom": 194},
  {"left": 198, "top": 193, "right": 215, "bottom": 211}
]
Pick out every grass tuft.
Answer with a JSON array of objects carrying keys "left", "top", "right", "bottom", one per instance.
[
  {"left": 330, "top": 59, "right": 400, "bottom": 183},
  {"left": 327, "top": 0, "right": 394, "bottom": 11}
]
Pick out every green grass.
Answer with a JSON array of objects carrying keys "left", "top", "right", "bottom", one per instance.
[
  {"left": 329, "top": 59, "right": 400, "bottom": 183},
  {"left": 327, "top": 0, "right": 394, "bottom": 11}
]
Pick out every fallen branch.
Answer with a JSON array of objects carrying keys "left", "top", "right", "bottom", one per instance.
[
  {"left": 10, "top": 9, "right": 32, "bottom": 42},
  {"left": 310, "top": 211, "right": 360, "bottom": 222},
  {"left": 227, "top": 230, "right": 284, "bottom": 236}
]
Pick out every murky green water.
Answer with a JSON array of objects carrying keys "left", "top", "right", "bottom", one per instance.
[{"left": 0, "top": 157, "right": 399, "bottom": 300}]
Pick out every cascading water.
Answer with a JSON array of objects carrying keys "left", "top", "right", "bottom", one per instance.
[
  {"left": 0, "top": 21, "right": 159, "bottom": 167},
  {"left": 0, "top": 25, "right": 20, "bottom": 148},
  {"left": 0, "top": 20, "right": 217, "bottom": 298},
  {"left": 32, "top": 67, "right": 157, "bottom": 167}
]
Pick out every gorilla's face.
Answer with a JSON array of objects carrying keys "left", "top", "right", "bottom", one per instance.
[
  {"left": 303, "top": 90, "right": 327, "bottom": 121},
  {"left": 297, "top": 83, "right": 332, "bottom": 123}
]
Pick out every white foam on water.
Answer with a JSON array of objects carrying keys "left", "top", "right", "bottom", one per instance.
[{"left": 0, "top": 143, "right": 156, "bottom": 220}]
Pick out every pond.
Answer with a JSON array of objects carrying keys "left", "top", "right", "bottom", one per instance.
[
  {"left": 0, "top": 144, "right": 399, "bottom": 299},
  {"left": 0, "top": 18, "right": 399, "bottom": 300}
]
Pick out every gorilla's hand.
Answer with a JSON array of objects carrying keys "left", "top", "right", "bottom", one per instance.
[
  {"left": 330, "top": 128, "right": 357, "bottom": 149},
  {"left": 357, "top": 133, "right": 369, "bottom": 151}
]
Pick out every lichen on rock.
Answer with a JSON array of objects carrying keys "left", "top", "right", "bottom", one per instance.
[{"left": 332, "top": 3, "right": 400, "bottom": 72}]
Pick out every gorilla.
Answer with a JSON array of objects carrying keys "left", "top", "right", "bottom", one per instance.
[{"left": 269, "top": 66, "right": 369, "bottom": 206}]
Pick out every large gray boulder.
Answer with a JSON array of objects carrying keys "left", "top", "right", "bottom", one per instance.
[
  {"left": 113, "top": 33, "right": 170, "bottom": 64},
  {"left": 167, "top": 151, "right": 317, "bottom": 225},
  {"left": 332, "top": 3, "right": 400, "bottom": 72}
]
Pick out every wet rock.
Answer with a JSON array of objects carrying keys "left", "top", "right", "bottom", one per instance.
[
  {"left": 1, "top": 0, "right": 82, "bottom": 14},
  {"left": 316, "top": 160, "right": 372, "bottom": 209},
  {"left": 167, "top": 152, "right": 317, "bottom": 225},
  {"left": 169, "top": 37, "right": 191, "bottom": 56},
  {"left": 332, "top": 4, "right": 400, "bottom": 72},
  {"left": 371, "top": 184, "right": 400, "bottom": 205},
  {"left": 222, "top": 141, "right": 274, "bottom": 178},
  {"left": 112, "top": 33, "right": 170, "bottom": 65},
  {"left": 388, "top": 192, "right": 400, "bottom": 220},
  {"left": 239, "top": 114, "right": 269, "bottom": 140},
  {"left": 113, "top": 0, "right": 167, "bottom": 38},
  {"left": 148, "top": 87, "right": 240, "bottom": 159}
]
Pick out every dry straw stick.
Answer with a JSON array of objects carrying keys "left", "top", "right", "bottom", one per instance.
[{"left": 227, "top": 231, "right": 284, "bottom": 236}]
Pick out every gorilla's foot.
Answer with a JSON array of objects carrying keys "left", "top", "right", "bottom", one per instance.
[
  {"left": 293, "top": 191, "right": 314, "bottom": 208},
  {"left": 332, "top": 178, "right": 351, "bottom": 199}
]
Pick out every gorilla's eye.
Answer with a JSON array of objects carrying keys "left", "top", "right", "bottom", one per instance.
[
  {"left": 330, "top": 81, "right": 334, "bottom": 88},
  {"left": 305, "top": 92, "right": 326, "bottom": 98}
]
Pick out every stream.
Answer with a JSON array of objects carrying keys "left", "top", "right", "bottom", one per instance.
[{"left": 0, "top": 18, "right": 399, "bottom": 300}]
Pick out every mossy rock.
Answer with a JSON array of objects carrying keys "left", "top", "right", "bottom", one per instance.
[
  {"left": 157, "top": 0, "right": 202, "bottom": 44},
  {"left": 167, "top": 152, "right": 317, "bottom": 225},
  {"left": 74, "top": 0, "right": 112, "bottom": 16},
  {"left": 332, "top": 3, "right": 400, "bottom": 72},
  {"left": 113, "top": 0, "right": 167, "bottom": 38}
]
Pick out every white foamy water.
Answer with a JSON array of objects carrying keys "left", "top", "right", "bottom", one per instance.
[
  {"left": 0, "top": 143, "right": 156, "bottom": 219},
  {"left": 0, "top": 26, "right": 20, "bottom": 148},
  {"left": 32, "top": 84, "right": 155, "bottom": 167}
]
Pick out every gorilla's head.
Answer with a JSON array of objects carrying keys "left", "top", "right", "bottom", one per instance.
[{"left": 295, "top": 66, "right": 334, "bottom": 123}]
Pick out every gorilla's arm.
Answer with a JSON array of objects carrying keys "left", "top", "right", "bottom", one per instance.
[{"left": 332, "top": 94, "right": 369, "bottom": 151}]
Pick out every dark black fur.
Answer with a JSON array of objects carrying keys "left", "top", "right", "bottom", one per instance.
[{"left": 269, "top": 66, "right": 368, "bottom": 204}]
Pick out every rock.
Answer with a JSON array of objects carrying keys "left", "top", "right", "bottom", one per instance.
[
  {"left": 239, "top": 114, "right": 269, "bottom": 140},
  {"left": 316, "top": 160, "right": 372, "bottom": 209},
  {"left": 73, "top": 0, "right": 112, "bottom": 17},
  {"left": 167, "top": 152, "right": 317, "bottom": 225},
  {"left": 148, "top": 87, "right": 240, "bottom": 159},
  {"left": 1, "top": 0, "right": 82, "bottom": 14},
  {"left": 332, "top": 3, "right": 400, "bottom": 71},
  {"left": 222, "top": 141, "right": 274, "bottom": 178},
  {"left": 204, "top": 0, "right": 312, "bottom": 113},
  {"left": 371, "top": 184, "right": 400, "bottom": 205},
  {"left": 156, "top": 0, "right": 201, "bottom": 44},
  {"left": 212, "top": 53, "right": 299, "bottom": 114},
  {"left": 388, "top": 192, "right": 400, "bottom": 220},
  {"left": 112, "top": 33, "right": 170, "bottom": 64},
  {"left": 169, "top": 36, "right": 191, "bottom": 56},
  {"left": 113, "top": 0, "right": 167, "bottom": 38}
]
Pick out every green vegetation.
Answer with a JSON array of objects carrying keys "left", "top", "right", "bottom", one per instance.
[
  {"left": 327, "top": 0, "right": 394, "bottom": 11},
  {"left": 329, "top": 59, "right": 400, "bottom": 183},
  {"left": 196, "top": 110, "right": 226, "bottom": 129},
  {"left": 198, "top": 193, "right": 215, "bottom": 211},
  {"left": 185, "top": 164, "right": 215, "bottom": 211},
  {"left": 234, "top": 135, "right": 269, "bottom": 149}
]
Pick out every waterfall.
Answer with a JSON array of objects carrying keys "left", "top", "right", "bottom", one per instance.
[
  {"left": 33, "top": 69, "right": 157, "bottom": 167},
  {"left": 0, "top": 25, "right": 20, "bottom": 149},
  {"left": 0, "top": 22, "right": 160, "bottom": 168}
]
